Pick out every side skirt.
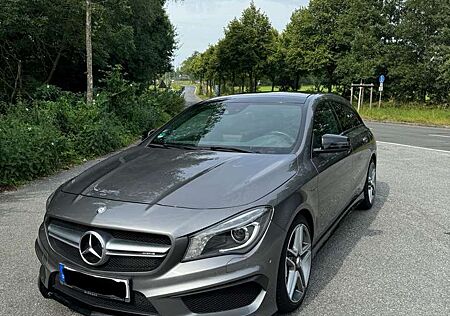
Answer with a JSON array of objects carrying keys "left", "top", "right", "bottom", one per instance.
[{"left": 311, "top": 191, "right": 364, "bottom": 258}]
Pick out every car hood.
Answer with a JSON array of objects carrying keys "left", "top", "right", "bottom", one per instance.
[{"left": 61, "top": 146, "right": 297, "bottom": 209}]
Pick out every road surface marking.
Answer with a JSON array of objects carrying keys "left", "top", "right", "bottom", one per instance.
[
  {"left": 377, "top": 141, "right": 450, "bottom": 154},
  {"left": 428, "top": 134, "right": 450, "bottom": 138}
]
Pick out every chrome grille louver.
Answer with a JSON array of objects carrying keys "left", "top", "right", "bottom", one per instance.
[{"left": 46, "top": 218, "right": 171, "bottom": 272}]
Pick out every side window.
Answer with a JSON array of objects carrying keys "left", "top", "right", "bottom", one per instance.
[
  {"left": 312, "top": 102, "right": 340, "bottom": 149},
  {"left": 332, "top": 102, "right": 362, "bottom": 133}
]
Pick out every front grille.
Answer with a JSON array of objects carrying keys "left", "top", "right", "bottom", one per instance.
[
  {"left": 50, "top": 218, "right": 171, "bottom": 245},
  {"left": 47, "top": 218, "right": 170, "bottom": 273},
  {"left": 51, "top": 238, "right": 164, "bottom": 272},
  {"left": 182, "top": 282, "right": 262, "bottom": 313},
  {"left": 50, "top": 273, "right": 159, "bottom": 315}
]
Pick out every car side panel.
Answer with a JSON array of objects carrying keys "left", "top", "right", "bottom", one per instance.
[
  {"left": 350, "top": 126, "right": 375, "bottom": 196},
  {"left": 342, "top": 126, "right": 371, "bottom": 199},
  {"left": 312, "top": 150, "right": 353, "bottom": 237}
]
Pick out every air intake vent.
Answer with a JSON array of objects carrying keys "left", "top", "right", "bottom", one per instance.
[{"left": 182, "top": 282, "right": 262, "bottom": 313}]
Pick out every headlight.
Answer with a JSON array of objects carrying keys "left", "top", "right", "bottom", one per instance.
[{"left": 183, "top": 206, "right": 273, "bottom": 261}]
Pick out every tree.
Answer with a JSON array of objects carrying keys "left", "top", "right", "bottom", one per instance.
[
  {"left": 386, "top": 0, "right": 450, "bottom": 102},
  {"left": 0, "top": 0, "right": 176, "bottom": 103},
  {"left": 333, "top": 0, "right": 386, "bottom": 95},
  {"left": 86, "top": 0, "right": 93, "bottom": 104},
  {"left": 239, "top": 2, "right": 276, "bottom": 92}
]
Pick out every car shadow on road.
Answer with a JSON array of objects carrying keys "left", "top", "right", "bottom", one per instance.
[{"left": 277, "top": 181, "right": 390, "bottom": 316}]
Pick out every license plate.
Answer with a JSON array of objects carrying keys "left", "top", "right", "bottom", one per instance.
[{"left": 59, "top": 263, "right": 130, "bottom": 302}]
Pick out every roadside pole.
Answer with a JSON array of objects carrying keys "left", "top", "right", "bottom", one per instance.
[
  {"left": 378, "top": 88, "right": 382, "bottom": 108},
  {"left": 358, "top": 81, "right": 363, "bottom": 112},
  {"left": 352, "top": 82, "right": 374, "bottom": 112},
  {"left": 350, "top": 86, "right": 354, "bottom": 106},
  {"left": 378, "top": 75, "right": 385, "bottom": 108}
]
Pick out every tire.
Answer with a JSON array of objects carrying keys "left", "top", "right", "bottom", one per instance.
[
  {"left": 276, "top": 215, "right": 312, "bottom": 313},
  {"left": 358, "top": 159, "right": 376, "bottom": 210}
]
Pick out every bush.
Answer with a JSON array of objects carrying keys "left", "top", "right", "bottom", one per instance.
[
  {"left": 0, "top": 72, "right": 185, "bottom": 187},
  {"left": 0, "top": 117, "right": 73, "bottom": 185}
]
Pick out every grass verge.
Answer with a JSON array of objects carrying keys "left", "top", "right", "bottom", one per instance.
[{"left": 358, "top": 104, "right": 449, "bottom": 127}]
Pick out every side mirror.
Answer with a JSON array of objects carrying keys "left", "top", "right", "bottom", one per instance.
[
  {"left": 315, "top": 134, "right": 351, "bottom": 153},
  {"left": 141, "top": 129, "right": 155, "bottom": 141}
]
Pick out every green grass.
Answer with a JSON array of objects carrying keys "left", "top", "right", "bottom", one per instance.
[
  {"left": 358, "top": 104, "right": 450, "bottom": 127},
  {"left": 258, "top": 84, "right": 338, "bottom": 93},
  {"left": 258, "top": 85, "right": 280, "bottom": 92}
]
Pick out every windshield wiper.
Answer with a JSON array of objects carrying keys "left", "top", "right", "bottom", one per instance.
[
  {"left": 148, "top": 142, "right": 199, "bottom": 150},
  {"left": 163, "top": 143, "right": 199, "bottom": 150},
  {"left": 207, "top": 146, "right": 255, "bottom": 153},
  {"left": 148, "top": 143, "right": 169, "bottom": 149}
]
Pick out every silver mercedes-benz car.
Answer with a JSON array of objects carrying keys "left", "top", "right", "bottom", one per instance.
[{"left": 36, "top": 92, "right": 376, "bottom": 316}]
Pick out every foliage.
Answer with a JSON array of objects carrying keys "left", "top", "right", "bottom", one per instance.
[
  {"left": 179, "top": 0, "right": 450, "bottom": 104},
  {"left": 181, "top": 1, "right": 278, "bottom": 94},
  {"left": 0, "top": 69, "right": 185, "bottom": 187},
  {"left": 0, "top": 0, "right": 176, "bottom": 103},
  {"left": 0, "top": 116, "right": 73, "bottom": 184}
]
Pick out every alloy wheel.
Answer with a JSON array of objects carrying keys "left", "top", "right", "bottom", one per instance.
[
  {"left": 368, "top": 163, "right": 376, "bottom": 204},
  {"left": 285, "top": 223, "right": 312, "bottom": 303}
]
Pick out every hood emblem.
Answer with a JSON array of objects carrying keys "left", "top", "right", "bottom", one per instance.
[
  {"left": 96, "top": 206, "right": 107, "bottom": 214},
  {"left": 79, "top": 231, "right": 108, "bottom": 266}
]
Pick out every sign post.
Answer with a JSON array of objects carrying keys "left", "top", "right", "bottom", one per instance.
[
  {"left": 351, "top": 82, "right": 374, "bottom": 112},
  {"left": 378, "top": 75, "right": 385, "bottom": 108}
]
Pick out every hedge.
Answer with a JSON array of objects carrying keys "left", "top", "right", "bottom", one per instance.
[{"left": 0, "top": 68, "right": 184, "bottom": 187}]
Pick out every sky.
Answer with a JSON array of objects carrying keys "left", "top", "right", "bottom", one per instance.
[{"left": 165, "top": 0, "right": 310, "bottom": 67}]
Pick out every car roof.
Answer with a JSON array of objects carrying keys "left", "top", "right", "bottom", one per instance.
[{"left": 206, "top": 92, "right": 313, "bottom": 105}]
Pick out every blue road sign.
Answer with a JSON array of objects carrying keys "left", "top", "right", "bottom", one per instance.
[{"left": 379, "top": 75, "right": 385, "bottom": 83}]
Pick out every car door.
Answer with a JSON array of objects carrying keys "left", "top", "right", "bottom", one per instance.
[
  {"left": 331, "top": 101, "right": 372, "bottom": 199},
  {"left": 311, "top": 101, "right": 354, "bottom": 237}
]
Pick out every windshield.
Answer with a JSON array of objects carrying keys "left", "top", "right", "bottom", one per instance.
[{"left": 150, "top": 101, "right": 303, "bottom": 154}]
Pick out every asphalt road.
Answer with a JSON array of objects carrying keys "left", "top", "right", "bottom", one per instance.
[
  {"left": 1, "top": 121, "right": 449, "bottom": 315},
  {"left": 367, "top": 121, "right": 450, "bottom": 151}
]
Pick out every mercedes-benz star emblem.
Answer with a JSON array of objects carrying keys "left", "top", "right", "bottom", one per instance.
[
  {"left": 79, "top": 231, "right": 107, "bottom": 266},
  {"left": 96, "top": 206, "right": 107, "bottom": 214}
]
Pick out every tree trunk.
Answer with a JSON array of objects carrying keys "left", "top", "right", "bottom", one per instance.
[
  {"left": 45, "top": 48, "right": 63, "bottom": 84},
  {"left": 231, "top": 72, "right": 236, "bottom": 94},
  {"left": 254, "top": 77, "right": 257, "bottom": 92},
  {"left": 271, "top": 77, "right": 275, "bottom": 92},
  {"left": 248, "top": 70, "right": 253, "bottom": 92},
  {"left": 86, "top": 0, "right": 94, "bottom": 105},
  {"left": 10, "top": 60, "right": 22, "bottom": 103},
  {"left": 294, "top": 73, "right": 300, "bottom": 91},
  {"left": 218, "top": 76, "right": 221, "bottom": 96}
]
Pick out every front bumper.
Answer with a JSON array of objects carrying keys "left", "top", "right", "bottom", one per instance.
[{"left": 36, "top": 221, "right": 285, "bottom": 316}]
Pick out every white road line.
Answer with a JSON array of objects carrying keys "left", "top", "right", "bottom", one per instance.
[
  {"left": 377, "top": 141, "right": 450, "bottom": 154},
  {"left": 428, "top": 134, "right": 450, "bottom": 138}
]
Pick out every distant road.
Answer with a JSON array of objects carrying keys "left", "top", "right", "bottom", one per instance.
[
  {"left": 182, "top": 85, "right": 202, "bottom": 106},
  {"left": 367, "top": 121, "right": 450, "bottom": 152}
]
